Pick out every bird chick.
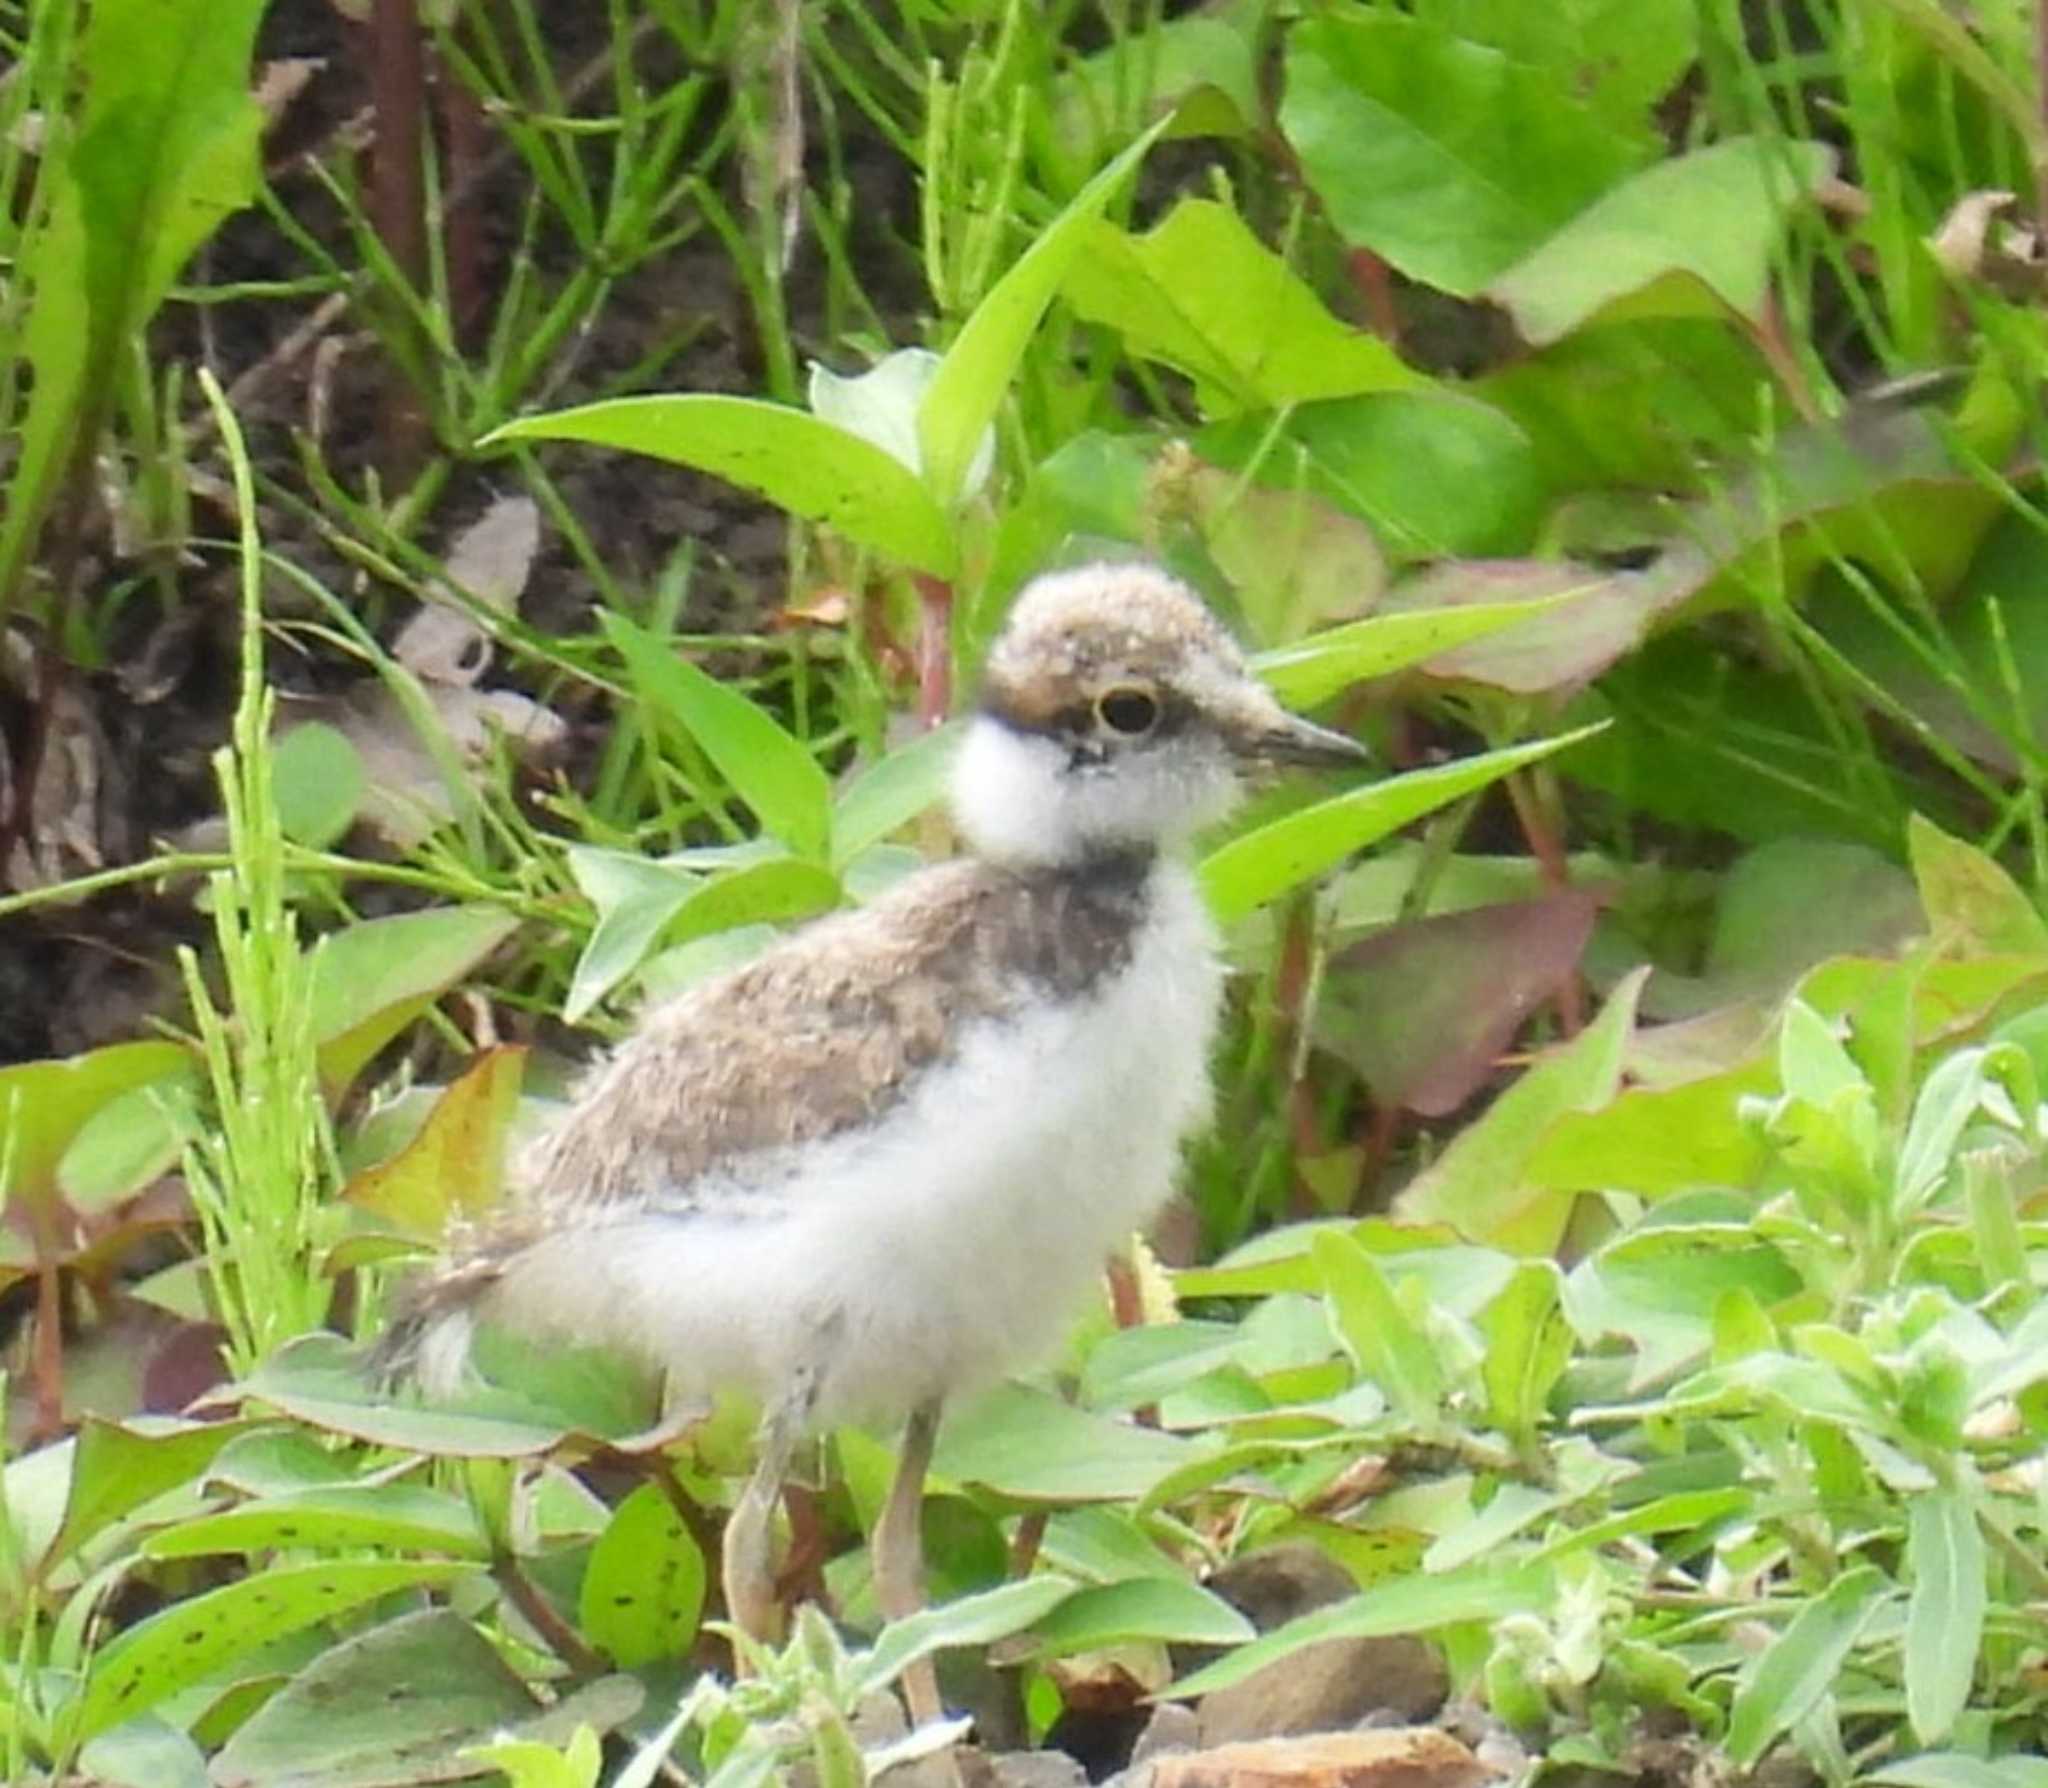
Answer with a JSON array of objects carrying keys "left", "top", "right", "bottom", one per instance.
[{"left": 375, "top": 561, "right": 1367, "bottom": 1716}]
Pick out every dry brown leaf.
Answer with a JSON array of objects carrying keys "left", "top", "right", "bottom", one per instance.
[{"left": 393, "top": 494, "right": 541, "bottom": 688}]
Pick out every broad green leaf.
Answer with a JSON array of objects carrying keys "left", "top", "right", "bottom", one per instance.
[
  {"left": 1398, "top": 967, "right": 1645, "bottom": 1252},
  {"left": 1908, "top": 814, "right": 2048, "bottom": 957},
  {"left": 1778, "top": 1000, "right": 1870, "bottom": 1107},
  {"left": 243, "top": 1333, "right": 664, "bottom": 1458},
  {"left": 1281, "top": 11, "right": 1645, "bottom": 295},
  {"left": 209, "top": 1609, "right": 640, "bottom": 1788},
  {"left": 1063, "top": 199, "right": 1426, "bottom": 414},
  {"left": 1426, "top": 1481, "right": 1564, "bottom": 1573},
  {"left": 1897, "top": 1049, "right": 1996, "bottom": 1215},
  {"left": 917, "top": 120, "right": 1168, "bottom": 507},
  {"left": 72, "top": 1559, "right": 481, "bottom": 1741},
  {"left": 1312, "top": 1229, "right": 1444, "bottom": 1425},
  {"left": 858, "top": 1576, "right": 1079, "bottom": 1698},
  {"left": 1201, "top": 725, "right": 1605, "bottom": 923},
  {"left": 143, "top": 1480, "right": 488, "bottom": 1560},
  {"left": 1480, "top": 1261, "right": 1571, "bottom": 1444},
  {"left": 56, "top": 1069, "right": 201, "bottom": 1214},
  {"left": 340, "top": 1046, "right": 527, "bottom": 1238},
  {"left": 832, "top": 723, "right": 961, "bottom": 867},
  {"left": 307, "top": 907, "right": 522, "bottom": 1099},
  {"left": 45, "top": 1417, "right": 256, "bottom": 1571},
  {"left": 1420, "top": 0, "right": 1698, "bottom": 127},
  {"left": 579, "top": 1482, "right": 707, "bottom": 1667},
  {"left": 1725, "top": 1567, "right": 1888, "bottom": 1767},
  {"left": 1255, "top": 591, "right": 1595, "bottom": 708},
  {"left": 1167, "top": 1561, "right": 1553, "bottom": 1698},
  {"left": 76, "top": 1719, "right": 209, "bottom": 1788},
  {"left": 486, "top": 396, "right": 956, "bottom": 575},
  {"left": 1905, "top": 1488, "right": 1986, "bottom": 1744},
  {"left": 1194, "top": 473, "right": 1386, "bottom": 647},
  {"left": 934, "top": 1383, "right": 1198, "bottom": 1501},
  {"left": 604, "top": 610, "right": 834, "bottom": 862},
  {"left": 1026, "top": 1577, "right": 1253, "bottom": 1655},
  {"left": 0, "top": 1040, "right": 192, "bottom": 1213},
  {"left": 1200, "top": 393, "right": 1544, "bottom": 562},
  {"left": 1873, "top": 1757, "right": 2048, "bottom": 1788},
  {"left": 564, "top": 849, "right": 839, "bottom": 1022},
  {"left": 271, "top": 721, "right": 366, "bottom": 849},
  {"left": 1056, "top": 14, "right": 1261, "bottom": 146},
  {"left": 0, "top": 0, "right": 266, "bottom": 617},
  {"left": 1488, "top": 138, "right": 1836, "bottom": 345},
  {"left": 810, "top": 349, "right": 989, "bottom": 491}
]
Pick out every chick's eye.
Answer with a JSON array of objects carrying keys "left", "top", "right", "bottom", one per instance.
[{"left": 1096, "top": 686, "right": 1161, "bottom": 737}]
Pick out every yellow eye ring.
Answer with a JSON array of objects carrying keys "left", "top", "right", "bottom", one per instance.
[{"left": 1095, "top": 685, "right": 1161, "bottom": 737}]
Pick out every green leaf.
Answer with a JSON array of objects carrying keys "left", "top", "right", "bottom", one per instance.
[
  {"left": 579, "top": 1482, "right": 707, "bottom": 1668},
  {"left": 1281, "top": 10, "right": 1645, "bottom": 295},
  {"left": 1480, "top": 1262, "right": 1571, "bottom": 1444},
  {"left": 209, "top": 1609, "right": 640, "bottom": 1788},
  {"left": 1167, "top": 1561, "right": 1554, "bottom": 1699},
  {"left": 604, "top": 610, "right": 834, "bottom": 862},
  {"left": 1062, "top": 199, "right": 1426, "bottom": 414},
  {"left": 1907, "top": 814, "right": 2048, "bottom": 957},
  {"left": 917, "top": 120, "right": 1168, "bottom": 507},
  {"left": 0, "top": 0, "right": 266, "bottom": 617},
  {"left": 1488, "top": 138, "right": 1836, "bottom": 345},
  {"left": 1421, "top": 0, "right": 1699, "bottom": 127},
  {"left": 1255, "top": 590, "right": 1595, "bottom": 708},
  {"left": 76, "top": 1719, "right": 209, "bottom": 1788},
  {"left": 934, "top": 1383, "right": 1199, "bottom": 1501},
  {"left": 307, "top": 906, "right": 522, "bottom": 1099},
  {"left": 858, "top": 1576, "right": 1079, "bottom": 1698},
  {"left": 71, "top": 1559, "right": 481, "bottom": 1742},
  {"left": 271, "top": 721, "right": 366, "bottom": 849},
  {"left": 1905, "top": 1488, "right": 1986, "bottom": 1744},
  {"left": 1027, "top": 1577, "right": 1253, "bottom": 1655},
  {"left": 1398, "top": 967, "right": 1645, "bottom": 1253},
  {"left": 832, "top": 723, "right": 961, "bottom": 867},
  {"left": 1200, "top": 393, "right": 1545, "bottom": 562},
  {"left": 56, "top": 1070, "right": 201, "bottom": 1214},
  {"left": 467, "top": 1729, "right": 605, "bottom": 1788},
  {"left": 45, "top": 1417, "right": 255, "bottom": 1572},
  {"left": 486, "top": 396, "right": 956, "bottom": 575},
  {"left": 142, "top": 1481, "right": 489, "bottom": 1561},
  {"left": 1872, "top": 1757, "right": 2048, "bottom": 1788},
  {"left": 243, "top": 1333, "right": 664, "bottom": 1458},
  {"left": 1312, "top": 1229, "right": 1444, "bottom": 1425},
  {"left": 1200, "top": 725, "right": 1606, "bottom": 924},
  {"left": 563, "top": 849, "right": 840, "bottom": 1023},
  {"left": 0, "top": 1040, "right": 193, "bottom": 1213},
  {"left": 1725, "top": 1566, "right": 1889, "bottom": 1767}
]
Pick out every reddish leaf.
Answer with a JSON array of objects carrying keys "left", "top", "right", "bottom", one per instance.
[{"left": 1317, "top": 894, "right": 1600, "bottom": 1115}]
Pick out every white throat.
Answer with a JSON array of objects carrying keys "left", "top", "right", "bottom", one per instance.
[{"left": 948, "top": 714, "right": 1238, "bottom": 868}]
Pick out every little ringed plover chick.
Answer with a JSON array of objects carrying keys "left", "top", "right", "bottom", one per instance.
[{"left": 375, "top": 561, "right": 1368, "bottom": 1719}]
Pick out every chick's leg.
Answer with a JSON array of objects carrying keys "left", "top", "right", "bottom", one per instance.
[{"left": 873, "top": 1397, "right": 944, "bottom": 1724}]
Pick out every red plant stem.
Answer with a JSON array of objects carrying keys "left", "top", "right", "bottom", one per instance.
[
  {"left": 912, "top": 573, "right": 953, "bottom": 728},
  {"left": 1503, "top": 769, "right": 1584, "bottom": 1036},
  {"left": 1345, "top": 248, "right": 1402, "bottom": 345}
]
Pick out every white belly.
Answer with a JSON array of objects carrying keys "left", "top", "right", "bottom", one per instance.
[{"left": 508, "top": 861, "right": 1223, "bottom": 1425}]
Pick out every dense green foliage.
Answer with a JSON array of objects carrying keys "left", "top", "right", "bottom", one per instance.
[{"left": 6, "top": 0, "right": 2048, "bottom": 1783}]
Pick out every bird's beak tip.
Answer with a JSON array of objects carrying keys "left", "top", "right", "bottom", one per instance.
[{"left": 1244, "top": 712, "right": 1372, "bottom": 770}]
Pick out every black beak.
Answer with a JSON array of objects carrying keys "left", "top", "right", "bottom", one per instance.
[{"left": 1237, "top": 712, "right": 1373, "bottom": 769}]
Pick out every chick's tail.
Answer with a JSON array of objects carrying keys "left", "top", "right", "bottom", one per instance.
[{"left": 366, "top": 1255, "right": 503, "bottom": 1395}]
